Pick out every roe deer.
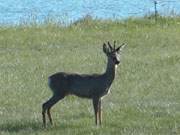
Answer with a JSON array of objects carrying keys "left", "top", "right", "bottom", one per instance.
[{"left": 42, "top": 41, "right": 126, "bottom": 127}]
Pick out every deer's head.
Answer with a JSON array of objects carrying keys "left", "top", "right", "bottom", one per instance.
[{"left": 103, "top": 41, "right": 126, "bottom": 65}]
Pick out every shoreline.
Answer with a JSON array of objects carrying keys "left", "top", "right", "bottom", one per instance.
[{"left": 0, "top": 14, "right": 180, "bottom": 28}]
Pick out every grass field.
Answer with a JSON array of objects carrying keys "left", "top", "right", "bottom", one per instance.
[{"left": 0, "top": 17, "right": 180, "bottom": 135}]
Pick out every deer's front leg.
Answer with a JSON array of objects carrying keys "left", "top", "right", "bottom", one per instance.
[
  {"left": 98, "top": 99, "right": 102, "bottom": 125},
  {"left": 93, "top": 97, "right": 100, "bottom": 125}
]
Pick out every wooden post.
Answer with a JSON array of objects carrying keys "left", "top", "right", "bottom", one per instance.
[{"left": 154, "top": 1, "right": 158, "bottom": 22}]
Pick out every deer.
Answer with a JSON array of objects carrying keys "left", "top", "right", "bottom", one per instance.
[{"left": 42, "top": 41, "right": 126, "bottom": 127}]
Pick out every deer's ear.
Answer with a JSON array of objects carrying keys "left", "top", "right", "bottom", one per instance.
[
  {"left": 116, "top": 43, "right": 126, "bottom": 52},
  {"left": 103, "top": 43, "right": 109, "bottom": 54}
]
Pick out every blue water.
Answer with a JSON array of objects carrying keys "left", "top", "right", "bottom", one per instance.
[{"left": 0, "top": 0, "right": 180, "bottom": 25}]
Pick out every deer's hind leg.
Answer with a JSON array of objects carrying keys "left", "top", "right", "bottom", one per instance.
[
  {"left": 98, "top": 99, "right": 102, "bottom": 125},
  {"left": 42, "top": 93, "right": 65, "bottom": 126}
]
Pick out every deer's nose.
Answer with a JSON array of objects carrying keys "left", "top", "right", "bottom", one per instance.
[
  {"left": 112, "top": 57, "right": 120, "bottom": 65},
  {"left": 115, "top": 60, "right": 120, "bottom": 65}
]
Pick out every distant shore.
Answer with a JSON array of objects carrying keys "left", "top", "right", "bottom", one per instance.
[{"left": 1, "top": 0, "right": 180, "bottom": 26}]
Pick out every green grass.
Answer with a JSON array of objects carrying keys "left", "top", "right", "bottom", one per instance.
[{"left": 0, "top": 17, "right": 180, "bottom": 135}]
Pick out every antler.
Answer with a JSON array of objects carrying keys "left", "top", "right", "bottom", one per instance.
[
  {"left": 113, "top": 40, "right": 116, "bottom": 50},
  {"left": 120, "top": 43, "right": 125, "bottom": 48},
  {"left": 107, "top": 41, "right": 113, "bottom": 51}
]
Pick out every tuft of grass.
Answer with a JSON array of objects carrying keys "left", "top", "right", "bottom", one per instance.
[{"left": 0, "top": 16, "right": 180, "bottom": 135}]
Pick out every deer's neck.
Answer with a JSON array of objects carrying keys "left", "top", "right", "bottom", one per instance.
[{"left": 104, "top": 58, "right": 116, "bottom": 86}]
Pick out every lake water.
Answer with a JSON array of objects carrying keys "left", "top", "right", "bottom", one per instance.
[{"left": 0, "top": 0, "right": 180, "bottom": 25}]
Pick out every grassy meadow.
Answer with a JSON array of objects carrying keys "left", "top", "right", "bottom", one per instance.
[{"left": 0, "top": 17, "right": 180, "bottom": 135}]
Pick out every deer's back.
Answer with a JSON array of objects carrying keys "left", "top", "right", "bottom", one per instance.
[{"left": 48, "top": 72, "right": 108, "bottom": 98}]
